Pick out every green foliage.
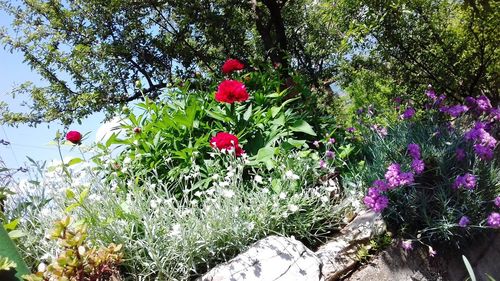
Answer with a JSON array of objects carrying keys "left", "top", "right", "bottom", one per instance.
[
  {"left": 22, "top": 217, "right": 122, "bottom": 281},
  {"left": 95, "top": 67, "right": 323, "bottom": 196},
  {"left": 10, "top": 145, "right": 350, "bottom": 280},
  {"left": 0, "top": 224, "right": 30, "bottom": 280},
  {"left": 0, "top": 256, "right": 16, "bottom": 271},
  {"left": 355, "top": 111, "right": 499, "bottom": 244},
  {"left": 333, "top": 0, "right": 499, "bottom": 102},
  {"left": 0, "top": 0, "right": 345, "bottom": 126}
]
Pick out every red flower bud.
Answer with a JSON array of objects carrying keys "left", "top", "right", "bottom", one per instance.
[
  {"left": 133, "top": 127, "right": 142, "bottom": 134},
  {"left": 66, "top": 131, "right": 82, "bottom": 144}
]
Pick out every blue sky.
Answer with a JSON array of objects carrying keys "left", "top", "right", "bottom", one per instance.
[{"left": 0, "top": 10, "right": 104, "bottom": 170}]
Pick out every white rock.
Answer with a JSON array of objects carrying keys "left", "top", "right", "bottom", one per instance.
[{"left": 199, "top": 236, "right": 323, "bottom": 281}]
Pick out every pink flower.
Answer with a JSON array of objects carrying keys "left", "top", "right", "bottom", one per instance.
[
  {"left": 215, "top": 80, "right": 249, "bottom": 104},
  {"left": 473, "top": 144, "right": 494, "bottom": 161},
  {"left": 313, "top": 140, "right": 320, "bottom": 148},
  {"left": 495, "top": 196, "right": 500, "bottom": 208},
  {"left": 476, "top": 95, "right": 492, "bottom": 113},
  {"left": 407, "top": 143, "right": 421, "bottom": 159},
  {"left": 319, "top": 160, "right": 326, "bottom": 169},
  {"left": 401, "top": 240, "right": 413, "bottom": 251},
  {"left": 453, "top": 174, "right": 477, "bottom": 190},
  {"left": 221, "top": 59, "right": 244, "bottom": 74},
  {"left": 398, "top": 172, "right": 414, "bottom": 186},
  {"left": 373, "top": 179, "right": 389, "bottom": 191},
  {"left": 487, "top": 212, "right": 500, "bottom": 228},
  {"left": 325, "top": 150, "right": 335, "bottom": 159},
  {"left": 459, "top": 216, "right": 470, "bottom": 227},
  {"left": 328, "top": 138, "right": 336, "bottom": 144},
  {"left": 401, "top": 107, "right": 416, "bottom": 119},
  {"left": 385, "top": 163, "right": 402, "bottom": 188},
  {"left": 66, "top": 131, "right": 82, "bottom": 145},
  {"left": 411, "top": 159, "right": 425, "bottom": 174},
  {"left": 363, "top": 188, "right": 389, "bottom": 213}
]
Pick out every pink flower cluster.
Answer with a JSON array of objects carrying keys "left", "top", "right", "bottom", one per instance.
[
  {"left": 487, "top": 212, "right": 500, "bottom": 228},
  {"left": 452, "top": 173, "right": 477, "bottom": 190},
  {"left": 407, "top": 143, "right": 425, "bottom": 175},
  {"left": 363, "top": 187, "right": 389, "bottom": 213},
  {"left": 464, "top": 122, "right": 497, "bottom": 161},
  {"left": 364, "top": 143, "right": 426, "bottom": 213},
  {"left": 385, "top": 163, "right": 414, "bottom": 188},
  {"left": 440, "top": 105, "right": 469, "bottom": 117}
]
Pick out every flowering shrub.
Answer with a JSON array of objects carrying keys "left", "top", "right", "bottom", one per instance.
[
  {"left": 9, "top": 144, "right": 349, "bottom": 280},
  {"left": 96, "top": 63, "right": 322, "bottom": 197},
  {"left": 356, "top": 89, "right": 499, "bottom": 247}
]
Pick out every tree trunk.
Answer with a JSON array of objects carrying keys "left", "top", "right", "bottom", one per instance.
[{"left": 250, "top": 0, "right": 289, "bottom": 69}]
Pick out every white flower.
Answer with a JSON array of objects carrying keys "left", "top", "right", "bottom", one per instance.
[
  {"left": 284, "top": 170, "right": 300, "bottom": 180},
  {"left": 150, "top": 200, "right": 158, "bottom": 209},
  {"left": 169, "top": 224, "right": 182, "bottom": 237},
  {"left": 219, "top": 181, "right": 230, "bottom": 187},
  {"left": 246, "top": 222, "right": 255, "bottom": 231},
  {"left": 320, "top": 196, "right": 329, "bottom": 203},
  {"left": 221, "top": 189, "right": 235, "bottom": 198},
  {"left": 37, "top": 262, "right": 47, "bottom": 272},
  {"left": 279, "top": 192, "right": 287, "bottom": 199},
  {"left": 254, "top": 175, "right": 264, "bottom": 184},
  {"left": 211, "top": 174, "right": 220, "bottom": 180},
  {"left": 288, "top": 204, "right": 299, "bottom": 213},
  {"left": 262, "top": 188, "right": 270, "bottom": 194},
  {"left": 123, "top": 157, "right": 132, "bottom": 165}
]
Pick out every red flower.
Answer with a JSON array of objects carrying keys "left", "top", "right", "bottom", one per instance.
[
  {"left": 66, "top": 131, "right": 82, "bottom": 144},
  {"left": 210, "top": 132, "right": 244, "bottom": 156},
  {"left": 215, "top": 80, "right": 249, "bottom": 104},
  {"left": 222, "top": 59, "right": 244, "bottom": 74}
]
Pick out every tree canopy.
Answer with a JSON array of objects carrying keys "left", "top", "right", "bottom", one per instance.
[{"left": 0, "top": 0, "right": 498, "bottom": 126}]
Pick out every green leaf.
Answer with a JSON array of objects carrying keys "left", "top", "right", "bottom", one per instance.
[
  {"left": 254, "top": 147, "right": 276, "bottom": 169},
  {"left": 65, "top": 189, "right": 75, "bottom": 199},
  {"left": 0, "top": 225, "right": 30, "bottom": 278},
  {"left": 243, "top": 104, "right": 253, "bottom": 121},
  {"left": 153, "top": 131, "right": 161, "bottom": 147},
  {"left": 3, "top": 219, "right": 20, "bottom": 231},
  {"left": 65, "top": 202, "right": 80, "bottom": 213},
  {"left": 270, "top": 106, "right": 281, "bottom": 118},
  {"left": 339, "top": 144, "right": 354, "bottom": 159},
  {"left": 0, "top": 256, "right": 16, "bottom": 271},
  {"left": 8, "top": 230, "right": 26, "bottom": 239},
  {"left": 290, "top": 119, "right": 316, "bottom": 136},
  {"left": 67, "top": 157, "right": 83, "bottom": 166},
  {"left": 462, "top": 255, "right": 476, "bottom": 281},
  {"left": 79, "top": 188, "right": 90, "bottom": 204}
]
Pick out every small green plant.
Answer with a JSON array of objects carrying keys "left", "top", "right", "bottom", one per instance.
[{"left": 23, "top": 217, "right": 122, "bottom": 281}]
